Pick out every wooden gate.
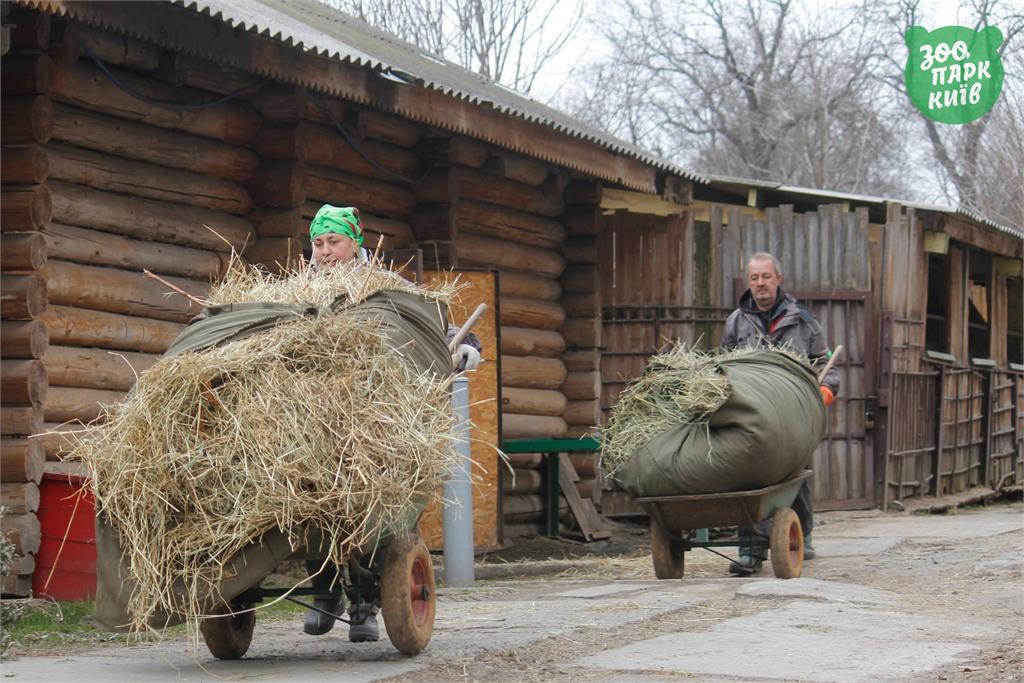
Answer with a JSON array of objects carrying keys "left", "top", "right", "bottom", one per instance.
[
  {"left": 794, "top": 291, "right": 876, "bottom": 509},
  {"left": 986, "top": 369, "right": 1021, "bottom": 489}
]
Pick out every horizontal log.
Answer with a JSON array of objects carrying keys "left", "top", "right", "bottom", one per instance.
[
  {"left": 161, "top": 52, "right": 262, "bottom": 95},
  {"left": 0, "top": 359, "right": 47, "bottom": 407},
  {"left": 563, "top": 399, "right": 601, "bottom": 426},
  {"left": 562, "top": 236, "right": 599, "bottom": 265},
  {"left": 1, "top": 513, "right": 41, "bottom": 555},
  {"left": 458, "top": 234, "right": 565, "bottom": 278},
  {"left": 39, "top": 423, "right": 79, "bottom": 461},
  {"left": 52, "top": 61, "right": 262, "bottom": 146},
  {"left": 500, "top": 326, "right": 565, "bottom": 358},
  {"left": 0, "top": 438, "right": 44, "bottom": 483},
  {"left": 1, "top": 145, "right": 49, "bottom": 185},
  {"left": 1, "top": 185, "right": 53, "bottom": 232},
  {"left": 501, "top": 387, "right": 567, "bottom": 417},
  {"left": 305, "top": 165, "right": 416, "bottom": 217},
  {"left": 502, "top": 494, "right": 570, "bottom": 525},
  {"left": 483, "top": 151, "right": 549, "bottom": 187},
  {"left": 563, "top": 180, "right": 602, "bottom": 205},
  {"left": 561, "top": 317, "right": 602, "bottom": 349},
  {"left": 245, "top": 238, "right": 306, "bottom": 274},
  {"left": 44, "top": 259, "right": 207, "bottom": 323},
  {"left": 501, "top": 355, "right": 567, "bottom": 390},
  {"left": 67, "top": 24, "right": 162, "bottom": 71},
  {"left": 499, "top": 296, "right": 566, "bottom": 331},
  {"left": 45, "top": 385, "right": 125, "bottom": 424},
  {"left": 7, "top": 552, "right": 35, "bottom": 577},
  {"left": 8, "top": 8, "right": 50, "bottom": 50},
  {"left": 502, "top": 522, "right": 544, "bottom": 538},
  {"left": 0, "top": 233, "right": 47, "bottom": 271},
  {"left": 563, "top": 205, "right": 601, "bottom": 236},
  {"left": 1, "top": 574, "right": 33, "bottom": 597},
  {"left": 417, "top": 167, "right": 563, "bottom": 216},
  {"left": 503, "top": 468, "right": 542, "bottom": 495},
  {"left": 249, "top": 207, "right": 306, "bottom": 239},
  {"left": 248, "top": 160, "right": 307, "bottom": 208},
  {"left": 1, "top": 95, "right": 53, "bottom": 144},
  {"left": 499, "top": 272, "right": 562, "bottom": 301},
  {"left": 507, "top": 453, "right": 543, "bottom": 469},
  {"left": 564, "top": 425, "right": 597, "bottom": 440},
  {"left": 455, "top": 199, "right": 565, "bottom": 249},
  {"left": 45, "top": 223, "right": 225, "bottom": 281},
  {"left": 257, "top": 121, "right": 421, "bottom": 182},
  {"left": 40, "top": 305, "right": 182, "bottom": 353},
  {"left": 0, "top": 273, "right": 47, "bottom": 320},
  {"left": 417, "top": 136, "right": 489, "bottom": 169},
  {"left": 562, "top": 291, "right": 600, "bottom": 318},
  {"left": 1, "top": 320, "right": 49, "bottom": 359},
  {"left": 502, "top": 413, "right": 568, "bottom": 440},
  {"left": 0, "top": 408, "right": 43, "bottom": 438},
  {"left": 1, "top": 52, "right": 55, "bottom": 94},
  {"left": 355, "top": 109, "right": 421, "bottom": 148},
  {"left": 562, "top": 371, "right": 601, "bottom": 401},
  {"left": 576, "top": 478, "right": 596, "bottom": 499},
  {"left": 563, "top": 350, "right": 600, "bottom": 372},
  {"left": 53, "top": 103, "right": 259, "bottom": 181},
  {"left": 47, "top": 143, "right": 252, "bottom": 215},
  {"left": 50, "top": 180, "right": 254, "bottom": 253},
  {"left": 0, "top": 482, "right": 41, "bottom": 514},
  {"left": 248, "top": 85, "right": 346, "bottom": 124},
  {"left": 569, "top": 452, "right": 597, "bottom": 478},
  {"left": 45, "top": 345, "right": 158, "bottom": 392},
  {"left": 561, "top": 264, "right": 599, "bottom": 293}
]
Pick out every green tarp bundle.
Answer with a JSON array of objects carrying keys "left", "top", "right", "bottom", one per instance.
[
  {"left": 94, "top": 290, "right": 449, "bottom": 630},
  {"left": 613, "top": 352, "right": 826, "bottom": 497}
]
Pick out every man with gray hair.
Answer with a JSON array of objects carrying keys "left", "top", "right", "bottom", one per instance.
[{"left": 721, "top": 252, "right": 840, "bottom": 575}]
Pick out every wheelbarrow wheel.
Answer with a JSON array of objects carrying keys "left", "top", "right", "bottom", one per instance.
[
  {"left": 650, "top": 518, "right": 685, "bottom": 579},
  {"left": 770, "top": 507, "right": 804, "bottom": 579},
  {"left": 200, "top": 602, "right": 256, "bottom": 660},
  {"left": 380, "top": 533, "right": 435, "bottom": 655}
]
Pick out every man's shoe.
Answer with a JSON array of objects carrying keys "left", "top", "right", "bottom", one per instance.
[
  {"left": 303, "top": 596, "right": 341, "bottom": 636},
  {"left": 348, "top": 604, "right": 380, "bottom": 643},
  {"left": 728, "top": 555, "right": 763, "bottom": 576},
  {"left": 803, "top": 536, "right": 816, "bottom": 560}
]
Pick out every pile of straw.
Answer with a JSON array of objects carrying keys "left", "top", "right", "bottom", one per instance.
[
  {"left": 600, "top": 344, "right": 808, "bottom": 476},
  {"left": 71, "top": 258, "right": 460, "bottom": 630}
]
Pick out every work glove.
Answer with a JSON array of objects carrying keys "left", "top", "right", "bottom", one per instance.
[
  {"left": 819, "top": 386, "right": 835, "bottom": 407},
  {"left": 453, "top": 344, "right": 482, "bottom": 372}
]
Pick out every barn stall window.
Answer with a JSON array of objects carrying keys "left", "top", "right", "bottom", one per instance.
[
  {"left": 925, "top": 252, "right": 950, "bottom": 353},
  {"left": 1007, "top": 276, "right": 1023, "bottom": 366},
  {"left": 967, "top": 250, "right": 993, "bottom": 361}
]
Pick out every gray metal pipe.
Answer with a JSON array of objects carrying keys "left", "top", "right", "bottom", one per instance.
[{"left": 443, "top": 376, "right": 474, "bottom": 586}]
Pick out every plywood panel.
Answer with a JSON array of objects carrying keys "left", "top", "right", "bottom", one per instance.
[{"left": 419, "top": 269, "right": 501, "bottom": 550}]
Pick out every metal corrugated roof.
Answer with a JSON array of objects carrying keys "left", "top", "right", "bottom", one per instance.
[
  {"left": 701, "top": 174, "right": 1023, "bottom": 241},
  {"left": 173, "top": 0, "right": 704, "bottom": 184}
]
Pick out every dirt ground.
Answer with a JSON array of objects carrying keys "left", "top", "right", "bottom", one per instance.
[{"left": 2, "top": 499, "right": 1022, "bottom": 682}]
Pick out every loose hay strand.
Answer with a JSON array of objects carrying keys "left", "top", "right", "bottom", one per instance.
[{"left": 70, "top": 259, "right": 462, "bottom": 634}]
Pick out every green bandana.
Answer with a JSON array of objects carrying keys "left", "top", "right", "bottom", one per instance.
[{"left": 309, "top": 205, "right": 364, "bottom": 246}]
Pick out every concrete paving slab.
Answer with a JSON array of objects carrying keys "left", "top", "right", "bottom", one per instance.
[
  {"left": 734, "top": 577, "right": 897, "bottom": 606},
  {"left": 575, "top": 600, "right": 997, "bottom": 682},
  {"left": 821, "top": 508, "right": 1023, "bottom": 540}
]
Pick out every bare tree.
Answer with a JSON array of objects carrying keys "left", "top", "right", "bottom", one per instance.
[
  {"left": 565, "top": 0, "right": 911, "bottom": 195},
  {"left": 321, "top": 0, "right": 583, "bottom": 96}
]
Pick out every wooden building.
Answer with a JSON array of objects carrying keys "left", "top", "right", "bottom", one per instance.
[
  {"left": 1, "top": 1, "right": 1021, "bottom": 596},
  {"left": 0, "top": 0, "right": 704, "bottom": 594}
]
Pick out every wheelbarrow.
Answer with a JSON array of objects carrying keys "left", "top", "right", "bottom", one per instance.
[
  {"left": 635, "top": 469, "right": 811, "bottom": 580},
  {"left": 195, "top": 514, "right": 436, "bottom": 660}
]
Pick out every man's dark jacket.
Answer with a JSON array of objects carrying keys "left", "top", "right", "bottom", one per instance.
[{"left": 721, "top": 289, "right": 840, "bottom": 395}]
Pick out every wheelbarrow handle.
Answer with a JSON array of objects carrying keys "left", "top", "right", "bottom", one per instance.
[
  {"left": 817, "top": 344, "right": 844, "bottom": 384},
  {"left": 448, "top": 303, "right": 487, "bottom": 354}
]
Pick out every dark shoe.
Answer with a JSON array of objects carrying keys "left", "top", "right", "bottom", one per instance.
[
  {"left": 348, "top": 604, "right": 380, "bottom": 643},
  {"left": 303, "top": 596, "right": 341, "bottom": 636},
  {"left": 803, "top": 535, "right": 816, "bottom": 560},
  {"left": 728, "top": 555, "right": 763, "bottom": 576}
]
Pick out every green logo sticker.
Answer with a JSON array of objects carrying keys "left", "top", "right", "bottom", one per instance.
[{"left": 904, "top": 25, "right": 1004, "bottom": 124}]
